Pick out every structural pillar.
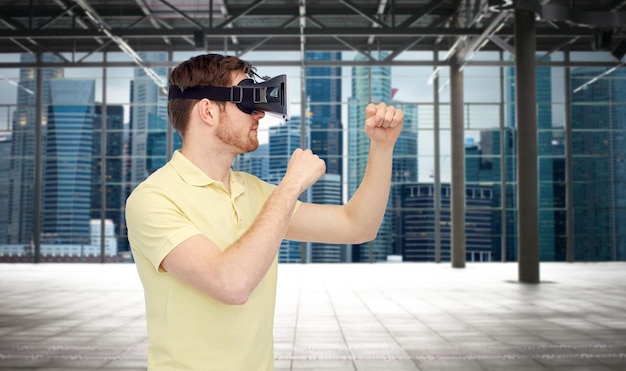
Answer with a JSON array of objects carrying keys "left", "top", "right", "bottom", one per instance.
[
  {"left": 433, "top": 50, "right": 442, "bottom": 263},
  {"left": 564, "top": 51, "right": 574, "bottom": 263},
  {"left": 514, "top": 7, "right": 540, "bottom": 283},
  {"left": 100, "top": 53, "right": 108, "bottom": 263},
  {"left": 499, "top": 50, "right": 508, "bottom": 262},
  {"left": 450, "top": 54, "right": 465, "bottom": 269},
  {"left": 33, "top": 52, "right": 43, "bottom": 264}
]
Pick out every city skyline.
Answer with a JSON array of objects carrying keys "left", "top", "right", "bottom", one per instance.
[
  {"left": 0, "top": 51, "right": 624, "bottom": 262},
  {"left": 1, "top": 50, "right": 618, "bottom": 183}
]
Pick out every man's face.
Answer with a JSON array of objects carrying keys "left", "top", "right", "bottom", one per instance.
[{"left": 214, "top": 71, "right": 264, "bottom": 154}]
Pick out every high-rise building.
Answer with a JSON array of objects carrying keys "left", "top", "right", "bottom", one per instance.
[
  {"left": 465, "top": 134, "right": 512, "bottom": 262},
  {"left": 146, "top": 112, "right": 182, "bottom": 174},
  {"left": 571, "top": 67, "right": 626, "bottom": 261},
  {"left": 389, "top": 101, "right": 419, "bottom": 256},
  {"left": 309, "top": 173, "right": 346, "bottom": 262},
  {"left": 306, "top": 51, "right": 343, "bottom": 176},
  {"left": 551, "top": 134, "right": 567, "bottom": 261},
  {"left": 0, "top": 133, "right": 10, "bottom": 244},
  {"left": 42, "top": 79, "right": 95, "bottom": 244},
  {"left": 130, "top": 52, "right": 168, "bottom": 186},
  {"left": 7, "top": 53, "right": 63, "bottom": 245},
  {"left": 92, "top": 104, "right": 127, "bottom": 252},
  {"left": 268, "top": 116, "right": 310, "bottom": 262},
  {"left": 399, "top": 183, "right": 495, "bottom": 262},
  {"left": 305, "top": 51, "right": 347, "bottom": 262}
]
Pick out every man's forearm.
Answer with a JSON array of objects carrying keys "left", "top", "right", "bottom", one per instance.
[
  {"left": 218, "top": 181, "right": 301, "bottom": 301},
  {"left": 344, "top": 142, "right": 395, "bottom": 237}
]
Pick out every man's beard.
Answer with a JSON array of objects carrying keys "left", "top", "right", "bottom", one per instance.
[{"left": 215, "top": 115, "right": 259, "bottom": 154}]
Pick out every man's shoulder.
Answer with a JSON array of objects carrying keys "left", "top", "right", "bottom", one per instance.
[{"left": 127, "top": 165, "right": 179, "bottom": 201}]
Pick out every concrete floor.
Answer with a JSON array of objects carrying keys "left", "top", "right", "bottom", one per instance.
[{"left": 0, "top": 262, "right": 625, "bottom": 370}]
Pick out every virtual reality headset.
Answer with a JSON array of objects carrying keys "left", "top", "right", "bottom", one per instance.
[{"left": 168, "top": 74, "right": 288, "bottom": 119}]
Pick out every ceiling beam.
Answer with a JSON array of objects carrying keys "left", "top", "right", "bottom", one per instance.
[
  {"left": 1, "top": 59, "right": 619, "bottom": 70},
  {"left": 72, "top": 0, "right": 167, "bottom": 93},
  {"left": 488, "top": 34, "right": 515, "bottom": 54},
  {"left": 1, "top": 25, "right": 599, "bottom": 39},
  {"left": 339, "top": 0, "right": 389, "bottom": 28},
  {"left": 397, "top": 0, "right": 445, "bottom": 28},
  {"left": 135, "top": 0, "right": 172, "bottom": 46},
  {"left": 157, "top": 0, "right": 204, "bottom": 29}
]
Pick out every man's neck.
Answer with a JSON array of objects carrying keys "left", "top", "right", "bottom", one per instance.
[{"left": 180, "top": 146, "right": 235, "bottom": 189}]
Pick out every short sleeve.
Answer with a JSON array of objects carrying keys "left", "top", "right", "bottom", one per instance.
[{"left": 126, "top": 184, "right": 201, "bottom": 272}]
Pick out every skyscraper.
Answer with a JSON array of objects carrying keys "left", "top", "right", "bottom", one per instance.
[
  {"left": 0, "top": 133, "right": 10, "bottom": 244},
  {"left": 389, "top": 102, "right": 419, "bottom": 256},
  {"left": 464, "top": 133, "right": 511, "bottom": 261},
  {"left": 571, "top": 67, "right": 626, "bottom": 261},
  {"left": 400, "top": 183, "right": 495, "bottom": 262},
  {"left": 306, "top": 51, "right": 343, "bottom": 176},
  {"left": 42, "top": 79, "right": 95, "bottom": 244},
  {"left": 268, "top": 116, "right": 310, "bottom": 262},
  {"left": 130, "top": 52, "right": 168, "bottom": 186},
  {"left": 305, "top": 51, "right": 347, "bottom": 262},
  {"left": 309, "top": 173, "right": 345, "bottom": 262},
  {"left": 7, "top": 53, "right": 63, "bottom": 245},
  {"left": 146, "top": 112, "right": 182, "bottom": 174},
  {"left": 92, "top": 104, "right": 126, "bottom": 252}
]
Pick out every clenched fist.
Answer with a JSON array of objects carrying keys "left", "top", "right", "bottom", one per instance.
[
  {"left": 364, "top": 102, "right": 404, "bottom": 146},
  {"left": 281, "top": 148, "right": 326, "bottom": 194}
]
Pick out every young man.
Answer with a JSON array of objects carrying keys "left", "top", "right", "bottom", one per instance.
[{"left": 126, "top": 53, "right": 404, "bottom": 370}]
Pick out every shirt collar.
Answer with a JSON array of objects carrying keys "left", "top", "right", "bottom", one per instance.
[
  {"left": 169, "top": 150, "right": 215, "bottom": 187},
  {"left": 230, "top": 172, "right": 246, "bottom": 199}
]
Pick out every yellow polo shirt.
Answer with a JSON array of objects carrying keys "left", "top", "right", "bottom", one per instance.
[{"left": 126, "top": 150, "right": 280, "bottom": 370}]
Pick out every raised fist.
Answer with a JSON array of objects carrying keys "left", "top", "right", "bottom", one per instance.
[
  {"left": 364, "top": 102, "right": 404, "bottom": 145},
  {"left": 282, "top": 148, "right": 326, "bottom": 194}
]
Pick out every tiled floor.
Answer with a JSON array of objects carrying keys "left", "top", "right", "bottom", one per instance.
[{"left": 0, "top": 262, "right": 625, "bottom": 370}]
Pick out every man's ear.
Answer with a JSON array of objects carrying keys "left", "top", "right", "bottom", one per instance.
[{"left": 196, "top": 99, "right": 216, "bottom": 125}]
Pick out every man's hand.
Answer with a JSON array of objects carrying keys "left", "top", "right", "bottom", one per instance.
[
  {"left": 364, "top": 102, "right": 404, "bottom": 146},
  {"left": 281, "top": 148, "right": 326, "bottom": 194}
]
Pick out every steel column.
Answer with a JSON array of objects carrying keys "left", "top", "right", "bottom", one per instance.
[
  {"left": 499, "top": 50, "right": 507, "bottom": 262},
  {"left": 33, "top": 51, "right": 42, "bottom": 263},
  {"left": 564, "top": 50, "right": 574, "bottom": 262},
  {"left": 433, "top": 49, "right": 441, "bottom": 263},
  {"left": 100, "top": 52, "right": 107, "bottom": 263},
  {"left": 450, "top": 53, "right": 465, "bottom": 269},
  {"left": 514, "top": 7, "right": 540, "bottom": 283}
]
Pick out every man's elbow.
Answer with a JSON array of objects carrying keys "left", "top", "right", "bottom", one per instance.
[
  {"left": 219, "top": 286, "right": 251, "bottom": 305},
  {"left": 352, "top": 228, "right": 378, "bottom": 244},
  {"left": 224, "top": 292, "right": 250, "bottom": 305},
  {"left": 211, "top": 275, "right": 252, "bottom": 305}
]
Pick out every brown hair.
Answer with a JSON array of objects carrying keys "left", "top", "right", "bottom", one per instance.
[{"left": 168, "top": 54, "right": 253, "bottom": 137}]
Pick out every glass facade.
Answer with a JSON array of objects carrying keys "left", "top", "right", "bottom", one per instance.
[
  {"left": 0, "top": 50, "right": 624, "bottom": 263},
  {"left": 571, "top": 67, "right": 626, "bottom": 261},
  {"left": 42, "top": 79, "right": 95, "bottom": 245}
]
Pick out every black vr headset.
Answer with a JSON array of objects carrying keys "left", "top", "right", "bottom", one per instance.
[{"left": 168, "top": 74, "right": 288, "bottom": 119}]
